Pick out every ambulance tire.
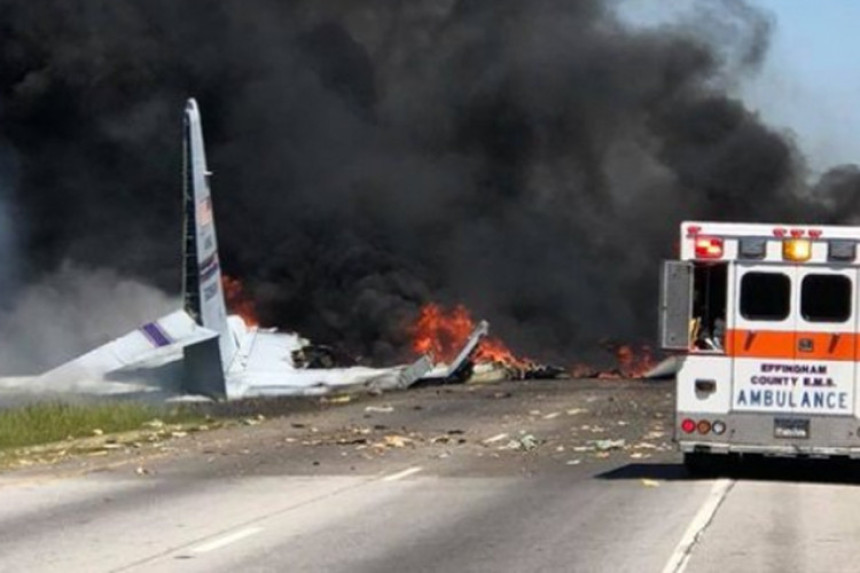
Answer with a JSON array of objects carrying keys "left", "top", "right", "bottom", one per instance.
[{"left": 683, "top": 452, "right": 720, "bottom": 477}]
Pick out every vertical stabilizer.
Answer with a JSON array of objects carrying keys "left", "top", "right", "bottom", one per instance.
[{"left": 182, "top": 98, "right": 237, "bottom": 371}]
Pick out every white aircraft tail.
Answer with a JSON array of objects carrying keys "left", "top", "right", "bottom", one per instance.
[{"left": 181, "top": 99, "right": 238, "bottom": 372}]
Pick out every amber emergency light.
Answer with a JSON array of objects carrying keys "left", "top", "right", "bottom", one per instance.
[{"left": 783, "top": 239, "right": 812, "bottom": 262}]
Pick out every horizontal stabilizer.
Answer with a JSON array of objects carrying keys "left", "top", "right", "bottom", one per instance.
[{"left": 37, "top": 310, "right": 219, "bottom": 390}]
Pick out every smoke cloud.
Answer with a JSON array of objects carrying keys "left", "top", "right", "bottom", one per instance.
[
  {"left": 0, "top": 0, "right": 857, "bottom": 367},
  {"left": 0, "top": 156, "right": 17, "bottom": 306},
  {"left": 0, "top": 262, "right": 176, "bottom": 375}
]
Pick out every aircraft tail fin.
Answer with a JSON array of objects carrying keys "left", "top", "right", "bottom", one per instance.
[{"left": 182, "top": 98, "right": 238, "bottom": 371}]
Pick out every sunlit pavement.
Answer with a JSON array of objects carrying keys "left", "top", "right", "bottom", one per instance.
[{"left": 0, "top": 379, "right": 857, "bottom": 573}]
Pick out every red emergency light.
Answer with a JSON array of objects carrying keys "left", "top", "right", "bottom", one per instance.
[
  {"left": 694, "top": 237, "right": 723, "bottom": 259},
  {"left": 774, "top": 227, "right": 823, "bottom": 239}
]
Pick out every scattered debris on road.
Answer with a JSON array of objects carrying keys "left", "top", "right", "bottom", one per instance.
[
  {"left": 592, "top": 439, "right": 626, "bottom": 452},
  {"left": 483, "top": 433, "right": 510, "bottom": 445},
  {"left": 365, "top": 405, "right": 394, "bottom": 414},
  {"left": 0, "top": 378, "right": 678, "bottom": 480},
  {"left": 502, "top": 434, "right": 541, "bottom": 452}
]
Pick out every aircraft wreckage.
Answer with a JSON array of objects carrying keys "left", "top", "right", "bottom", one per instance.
[{"left": 26, "top": 99, "right": 493, "bottom": 401}]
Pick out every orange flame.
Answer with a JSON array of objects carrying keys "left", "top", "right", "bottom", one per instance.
[
  {"left": 569, "top": 363, "right": 599, "bottom": 378},
  {"left": 569, "top": 344, "right": 657, "bottom": 379},
  {"left": 410, "top": 303, "right": 528, "bottom": 367},
  {"left": 222, "top": 275, "right": 259, "bottom": 327},
  {"left": 615, "top": 344, "right": 657, "bottom": 378}
]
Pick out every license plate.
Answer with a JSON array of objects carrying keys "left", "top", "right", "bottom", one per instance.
[{"left": 774, "top": 418, "right": 810, "bottom": 439}]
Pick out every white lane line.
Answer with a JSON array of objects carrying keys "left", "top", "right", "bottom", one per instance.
[
  {"left": 483, "top": 433, "right": 510, "bottom": 444},
  {"left": 661, "top": 478, "right": 735, "bottom": 573},
  {"left": 191, "top": 527, "right": 263, "bottom": 554},
  {"left": 382, "top": 466, "right": 423, "bottom": 482}
]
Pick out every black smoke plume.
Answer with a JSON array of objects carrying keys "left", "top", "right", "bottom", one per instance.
[{"left": 0, "top": 0, "right": 856, "bottom": 369}]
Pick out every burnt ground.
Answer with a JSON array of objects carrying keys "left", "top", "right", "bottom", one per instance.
[{"left": 0, "top": 378, "right": 678, "bottom": 482}]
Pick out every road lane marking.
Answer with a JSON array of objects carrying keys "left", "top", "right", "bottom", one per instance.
[
  {"left": 191, "top": 527, "right": 263, "bottom": 554},
  {"left": 382, "top": 466, "right": 423, "bottom": 482},
  {"left": 662, "top": 478, "right": 735, "bottom": 573},
  {"left": 483, "top": 433, "right": 510, "bottom": 444}
]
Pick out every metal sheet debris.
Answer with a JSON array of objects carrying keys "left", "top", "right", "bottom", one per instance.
[{"left": 592, "top": 439, "right": 626, "bottom": 451}]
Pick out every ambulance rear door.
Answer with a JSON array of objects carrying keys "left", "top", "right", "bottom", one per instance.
[
  {"left": 793, "top": 266, "right": 857, "bottom": 417},
  {"left": 730, "top": 263, "right": 797, "bottom": 414}
]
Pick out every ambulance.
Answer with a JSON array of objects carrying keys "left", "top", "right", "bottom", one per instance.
[{"left": 660, "top": 221, "right": 860, "bottom": 471}]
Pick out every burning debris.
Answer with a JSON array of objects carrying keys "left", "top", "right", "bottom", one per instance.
[
  {"left": 222, "top": 275, "right": 361, "bottom": 370},
  {"left": 222, "top": 259, "right": 660, "bottom": 384},
  {"left": 410, "top": 304, "right": 566, "bottom": 382},
  {"left": 410, "top": 303, "right": 657, "bottom": 382},
  {"left": 570, "top": 343, "right": 661, "bottom": 380},
  {"left": 221, "top": 276, "right": 259, "bottom": 328}
]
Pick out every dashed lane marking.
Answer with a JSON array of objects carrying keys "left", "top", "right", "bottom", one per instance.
[
  {"left": 191, "top": 527, "right": 264, "bottom": 554},
  {"left": 662, "top": 478, "right": 735, "bottom": 573},
  {"left": 382, "top": 466, "right": 423, "bottom": 482}
]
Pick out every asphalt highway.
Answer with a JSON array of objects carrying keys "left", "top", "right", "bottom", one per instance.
[{"left": 1, "top": 379, "right": 858, "bottom": 573}]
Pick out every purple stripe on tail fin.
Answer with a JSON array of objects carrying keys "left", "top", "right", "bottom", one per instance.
[
  {"left": 199, "top": 253, "right": 220, "bottom": 282},
  {"left": 140, "top": 322, "right": 172, "bottom": 348}
]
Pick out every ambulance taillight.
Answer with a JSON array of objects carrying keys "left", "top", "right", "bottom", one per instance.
[{"left": 696, "top": 420, "right": 712, "bottom": 434}]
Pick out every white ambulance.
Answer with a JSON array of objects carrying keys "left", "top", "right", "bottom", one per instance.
[{"left": 660, "top": 221, "right": 860, "bottom": 471}]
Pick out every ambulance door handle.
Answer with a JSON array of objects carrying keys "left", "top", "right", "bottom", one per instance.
[{"left": 798, "top": 338, "right": 814, "bottom": 353}]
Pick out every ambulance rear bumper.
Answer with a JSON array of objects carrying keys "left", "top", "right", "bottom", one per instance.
[
  {"left": 676, "top": 411, "right": 860, "bottom": 458},
  {"left": 678, "top": 442, "right": 860, "bottom": 458}
]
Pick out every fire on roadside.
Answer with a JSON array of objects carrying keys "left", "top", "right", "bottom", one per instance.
[{"left": 222, "top": 275, "right": 259, "bottom": 327}]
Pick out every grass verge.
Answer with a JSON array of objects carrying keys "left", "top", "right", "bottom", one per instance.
[{"left": 0, "top": 401, "right": 202, "bottom": 451}]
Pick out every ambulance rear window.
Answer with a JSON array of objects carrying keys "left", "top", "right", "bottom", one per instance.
[
  {"left": 801, "top": 274, "right": 852, "bottom": 323},
  {"left": 740, "top": 272, "right": 790, "bottom": 321}
]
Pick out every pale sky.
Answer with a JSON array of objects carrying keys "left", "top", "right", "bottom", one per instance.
[{"left": 618, "top": 0, "right": 860, "bottom": 175}]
